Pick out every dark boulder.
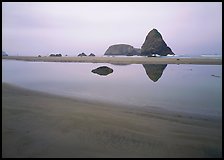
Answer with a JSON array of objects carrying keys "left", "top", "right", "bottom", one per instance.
[
  {"left": 141, "top": 29, "right": 174, "bottom": 56},
  {"left": 91, "top": 66, "right": 113, "bottom": 76}
]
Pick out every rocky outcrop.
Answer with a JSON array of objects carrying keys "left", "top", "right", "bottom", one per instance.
[
  {"left": 49, "top": 53, "right": 62, "bottom": 57},
  {"left": 2, "top": 51, "right": 8, "bottom": 56},
  {"left": 142, "top": 64, "right": 167, "bottom": 82},
  {"left": 89, "top": 53, "right": 95, "bottom": 56},
  {"left": 141, "top": 29, "right": 174, "bottom": 56},
  {"left": 104, "top": 44, "right": 140, "bottom": 56},
  {"left": 78, "top": 53, "right": 87, "bottom": 56},
  {"left": 91, "top": 66, "right": 113, "bottom": 76}
]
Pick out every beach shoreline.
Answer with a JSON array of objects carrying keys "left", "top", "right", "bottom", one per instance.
[
  {"left": 2, "top": 82, "right": 222, "bottom": 158},
  {"left": 2, "top": 56, "right": 222, "bottom": 65}
]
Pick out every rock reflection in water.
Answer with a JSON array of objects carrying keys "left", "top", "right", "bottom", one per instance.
[
  {"left": 142, "top": 64, "right": 167, "bottom": 82},
  {"left": 91, "top": 66, "right": 113, "bottom": 76}
]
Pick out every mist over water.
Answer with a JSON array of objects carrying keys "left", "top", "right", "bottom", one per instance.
[{"left": 2, "top": 60, "right": 222, "bottom": 118}]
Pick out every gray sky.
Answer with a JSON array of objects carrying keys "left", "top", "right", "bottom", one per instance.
[{"left": 2, "top": 2, "right": 222, "bottom": 56}]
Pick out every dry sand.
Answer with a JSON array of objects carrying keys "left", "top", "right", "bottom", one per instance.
[
  {"left": 2, "top": 83, "right": 222, "bottom": 158},
  {"left": 2, "top": 55, "right": 222, "bottom": 65}
]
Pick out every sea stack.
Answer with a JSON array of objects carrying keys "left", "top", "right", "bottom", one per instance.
[
  {"left": 141, "top": 29, "right": 174, "bottom": 56},
  {"left": 104, "top": 44, "right": 140, "bottom": 56}
]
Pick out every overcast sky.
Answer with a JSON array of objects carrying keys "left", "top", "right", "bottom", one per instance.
[{"left": 2, "top": 2, "right": 222, "bottom": 56}]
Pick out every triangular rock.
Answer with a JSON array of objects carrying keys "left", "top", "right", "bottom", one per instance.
[{"left": 141, "top": 29, "right": 174, "bottom": 56}]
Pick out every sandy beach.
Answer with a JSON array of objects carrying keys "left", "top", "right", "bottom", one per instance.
[
  {"left": 2, "top": 83, "right": 222, "bottom": 158},
  {"left": 2, "top": 56, "right": 222, "bottom": 65}
]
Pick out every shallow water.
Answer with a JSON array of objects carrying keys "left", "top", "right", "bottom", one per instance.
[{"left": 2, "top": 60, "right": 222, "bottom": 118}]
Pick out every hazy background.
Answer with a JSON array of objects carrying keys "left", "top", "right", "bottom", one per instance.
[{"left": 2, "top": 2, "right": 222, "bottom": 56}]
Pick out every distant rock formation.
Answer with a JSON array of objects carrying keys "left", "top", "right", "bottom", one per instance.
[
  {"left": 104, "top": 44, "right": 140, "bottom": 56},
  {"left": 142, "top": 64, "right": 167, "bottom": 82},
  {"left": 2, "top": 51, "right": 8, "bottom": 56},
  {"left": 141, "top": 29, "right": 174, "bottom": 56},
  {"left": 49, "top": 53, "right": 62, "bottom": 57},
  {"left": 91, "top": 66, "right": 113, "bottom": 76},
  {"left": 78, "top": 53, "right": 87, "bottom": 57},
  {"left": 89, "top": 53, "right": 95, "bottom": 56}
]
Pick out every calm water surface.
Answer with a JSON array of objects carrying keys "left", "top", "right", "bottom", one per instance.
[{"left": 2, "top": 60, "right": 222, "bottom": 118}]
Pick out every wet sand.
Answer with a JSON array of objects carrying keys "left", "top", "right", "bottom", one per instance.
[
  {"left": 2, "top": 56, "right": 222, "bottom": 65},
  {"left": 2, "top": 83, "right": 222, "bottom": 158}
]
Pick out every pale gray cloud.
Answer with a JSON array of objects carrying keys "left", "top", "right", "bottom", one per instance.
[{"left": 2, "top": 2, "right": 222, "bottom": 56}]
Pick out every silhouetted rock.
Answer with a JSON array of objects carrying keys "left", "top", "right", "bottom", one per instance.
[
  {"left": 134, "top": 48, "right": 141, "bottom": 55},
  {"left": 78, "top": 53, "right": 87, "bottom": 56},
  {"left": 89, "top": 53, "right": 95, "bottom": 56},
  {"left": 141, "top": 29, "right": 174, "bottom": 56},
  {"left": 91, "top": 66, "right": 113, "bottom": 76},
  {"left": 38, "top": 55, "right": 41, "bottom": 57},
  {"left": 56, "top": 54, "right": 62, "bottom": 57},
  {"left": 2, "top": 51, "right": 8, "bottom": 56},
  {"left": 104, "top": 44, "right": 140, "bottom": 56},
  {"left": 49, "top": 53, "right": 62, "bottom": 57},
  {"left": 142, "top": 64, "right": 167, "bottom": 82}
]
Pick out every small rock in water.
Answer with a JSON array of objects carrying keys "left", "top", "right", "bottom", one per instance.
[{"left": 91, "top": 66, "right": 113, "bottom": 76}]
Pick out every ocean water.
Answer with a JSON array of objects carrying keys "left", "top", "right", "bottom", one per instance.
[{"left": 2, "top": 60, "right": 222, "bottom": 118}]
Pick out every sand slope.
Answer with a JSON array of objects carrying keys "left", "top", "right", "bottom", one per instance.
[{"left": 2, "top": 83, "right": 222, "bottom": 158}]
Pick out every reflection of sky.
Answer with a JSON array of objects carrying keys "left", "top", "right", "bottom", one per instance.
[
  {"left": 2, "top": 2, "right": 222, "bottom": 56},
  {"left": 2, "top": 60, "right": 222, "bottom": 118}
]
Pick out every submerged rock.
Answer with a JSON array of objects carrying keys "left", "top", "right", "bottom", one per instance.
[
  {"left": 141, "top": 29, "right": 174, "bottom": 56},
  {"left": 104, "top": 44, "right": 140, "bottom": 56},
  {"left": 142, "top": 64, "right": 167, "bottom": 82},
  {"left": 91, "top": 66, "right": 113, "bottom": 76}
]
